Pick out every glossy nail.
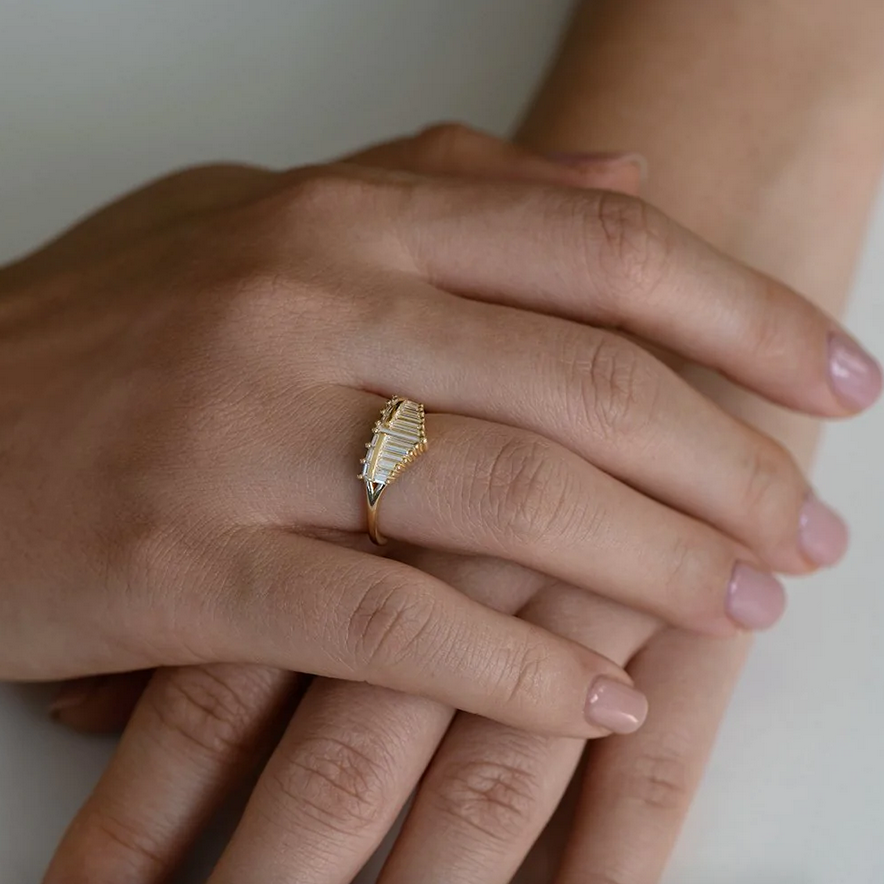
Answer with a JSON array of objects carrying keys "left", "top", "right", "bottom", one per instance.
[
  {"left": 798, "top": 492, "right": 849, "bottom": 567},
  {"left": 585, "top": 676, "right": 648, "bottom": 734},
  {"left": 547, "top": 150, "right": 648, "bottom": 182},
  {"left": 726, "top": 563, "right": 786, "bottom": 630},
  {"left": 828, "top": 332, "right": 883, "bottom": 410}
]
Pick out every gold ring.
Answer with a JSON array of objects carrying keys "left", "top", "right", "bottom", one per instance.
[{"left": 358, "top": 397, "right": 428, "bottom": 545}]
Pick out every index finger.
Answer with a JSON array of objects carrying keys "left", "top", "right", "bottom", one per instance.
[
  {"left": 209, "top": 533, "right": 649, "bottom": 740},
  {"left": 389, "top": 180, "right": 881, "bottom": 416}
]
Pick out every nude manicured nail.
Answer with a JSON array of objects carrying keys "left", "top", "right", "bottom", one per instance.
[
  {"left": 827, "top": 332, "right": 883, "bottom": 410},
  {"left": 585, "top": 676, "right": 648, "bottom": 734},
  {"left": 798, "top": 492, "right": 849, "bottom": 567},
  {"left": 726, "top": 563, "right": 786, "bottom": 630},
  {"left": 547, "top": 150, "right": 648, "bottom": 181}
]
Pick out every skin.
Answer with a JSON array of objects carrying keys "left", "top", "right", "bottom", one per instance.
[
  {"left": 39, "top": 125, "right": 874, "bottom": 884},
  {"left": 34, "top": 0, "right": 884, "bottom": 881}
]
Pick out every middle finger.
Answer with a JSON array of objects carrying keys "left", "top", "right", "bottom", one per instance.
[
  {"left": 297, "top": 389, "right": 787, "bottom": 635},
  {"left": 342, "top": 281, "right": 843, "bottom": 574},
  {"left": 378, "top": 584, "right": 657, "bottom": 884}
]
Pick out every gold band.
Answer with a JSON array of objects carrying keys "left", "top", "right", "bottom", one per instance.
[{"left": 358, "top": 397, "right": 427, "bottom": 545}]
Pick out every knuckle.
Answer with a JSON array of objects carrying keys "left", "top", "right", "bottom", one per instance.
[
  {"left": 282, "top": 167, "right": 372, "bottom": 221},
  {"left": 590, "top": 190, "right": 672, "bottom": 307},
  {"left": 411, "top": 121, "right": 481, "bottom": 161},
  {"left": 60, "top": 809, "right": 166, "bottom": 882},
  {"left": 144, "top": 666, "right": 262, "bottom": 761},
  {"left": 625, "top": 741, "right": 692, "bottom": 812},
  {"left": 430, "top": 754, "right": 544, "bottom": 841},
  {"left": 480, "top": 435, "right": 579, "bottom": 545},
  {"left": 266, "top": 734, "right": 393, "bottom": 835},
  {"left": 212, "top": 264, "right": 311, "bottom": 347},
  {"left": 501, "top": 636, "right": 552, "bottom": 709},
  {"left": 344, "top": 571, "right": 438, "bottom": 670},
  {"left": 244, "top": 167, "right": 397, "bottom": 262},
  {"left": 569, "top": 333, "right": 661, "bottom": 441}
]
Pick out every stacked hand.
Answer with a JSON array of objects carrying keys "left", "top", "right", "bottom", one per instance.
[{"left": 1, "top": 125, "right": 874, "bottom": 883}]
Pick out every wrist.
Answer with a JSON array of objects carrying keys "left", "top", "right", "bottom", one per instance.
[{"left": 517, "top": 0, "right": 884, "bottom": 301}]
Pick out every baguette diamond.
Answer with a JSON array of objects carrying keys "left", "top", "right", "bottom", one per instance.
[{"left": 359, "top": 397, "right": 428, "bottom": 544}]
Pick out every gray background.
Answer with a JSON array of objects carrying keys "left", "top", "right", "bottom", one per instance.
[{"left": 1, "top": 1, "right": 882, "bottom": 881}]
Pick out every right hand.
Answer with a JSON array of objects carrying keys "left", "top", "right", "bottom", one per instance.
[{"left": 2, "top": 126, "right": 875, "bottom": 740}]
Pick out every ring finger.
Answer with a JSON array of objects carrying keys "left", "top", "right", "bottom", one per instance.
[
  {"left": 343, "top": 284, "right": 839, "bottom": 574},
  {"left": 286, "top": 389, "right": 787, "bottom": 635}
]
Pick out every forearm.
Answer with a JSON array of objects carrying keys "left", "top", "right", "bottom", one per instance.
[{"left": 517, "top": 0, "right": 884, "bottom": 466}]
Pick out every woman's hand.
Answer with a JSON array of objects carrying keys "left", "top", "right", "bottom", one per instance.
[{"left": 41, "top": 125, "right": 876, "bottom": 884}]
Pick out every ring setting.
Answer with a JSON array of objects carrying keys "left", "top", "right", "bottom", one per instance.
[{"left": 359, "top": 397, "right": 428, "bottom": 545}]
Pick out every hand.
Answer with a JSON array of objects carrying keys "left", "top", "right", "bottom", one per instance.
[
  {"left": 5, "top": 121, "right": 860, "bottom": 713},
  {"left": 41, "top": 125, "right": 874, "bottom": 883}
]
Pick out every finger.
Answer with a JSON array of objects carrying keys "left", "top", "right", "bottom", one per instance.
[
  {"left": 385, "top": 177, "right": 881, "bottom": 415},
  {"left": 208, "top": 681, "right": 452, "bottom": 884},
  {"left": 343, "top": 122, "right": 644, "bottom": 196},
  {"left": 44, "top": 665, "right": 298, "bottom": 884},
  {"left": 197, "top": 531, "right": 647, "bottom": 739},
  {"left": 555, "top": 630, "right": 751, "bottom": 884},
  {"left": 378, "top": 586, "right": 658, "bottom": 884},
  {"left": 346, "top": 282, "right": 838, "bottom": 573},
  {"left": 49, "top": 671, "right": 152, "bottom": 734},
  {"left": 207, "top": 552, "right": 540, "bottom": 884},
  {"left": 45, "top": 553, "right": 541, "bottom": 884},
  {"left": 287, "top": 392, "right": 787, "bottom": 635}
]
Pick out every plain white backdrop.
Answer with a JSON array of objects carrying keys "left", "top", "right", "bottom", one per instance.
[{"left": 1, "top": 2, "right": 883, "bottom": 881}]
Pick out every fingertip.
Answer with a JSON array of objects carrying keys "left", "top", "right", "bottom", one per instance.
[
  {"left": 585, "top": 675, "right": 649, "bottom": 735},
  {"left": 798, "top": 490, "right": 850, "bottom": 568},
  {"left": 725, "top": 563, "right": 787, "bottom": 631},
  {"left": 827, "top": 331, "right": 883, "bottom": 412}
]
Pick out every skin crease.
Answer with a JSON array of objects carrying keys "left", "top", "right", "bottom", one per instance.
[
  {"left": 3, "top": 131, "right": 863, "bottom": 691},
  {"left": 40, "top": 132, "right": 876, "bottom": 884},
  {"left": 32, "top": 2, "right": 884, "bottom": 883}
]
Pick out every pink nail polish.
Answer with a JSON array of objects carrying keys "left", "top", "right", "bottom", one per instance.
[
  {"left": 547, "top": 150, "right": 648, "bottom": 182},
  {"left": 585, "top": 677, "right": 648, "bottom": 734},
  {"left": 726, "top": 563, "right": 786, "bottom": 630},
  {"left": 828, "top": 332, "right": 883, "bottom": 410},
  {"left": 798, "top": 492, "right": 849, "bottom": 567}
]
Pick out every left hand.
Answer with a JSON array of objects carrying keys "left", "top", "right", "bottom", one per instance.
[{"left": 42, "top": 126, "right": 823, "bottom": 884}]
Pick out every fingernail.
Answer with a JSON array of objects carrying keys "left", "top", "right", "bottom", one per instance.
[
  {"left": 48, "top": 678, "right": 101, "bottom": 715},
  {"left": 547, "top": 150, "right": 648, "bottom": 182},
  {"left": 726, "top": 563, "right": 787, "bottom": 630},
  {"left": 798, "top": 491, "right": 849, "bottom": 567},
  {"left": 827, "top": 332, "right": 883, "bottom": 410},
  {"left": 585, "top": 676, "right": 648, "bottom": 734}
]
